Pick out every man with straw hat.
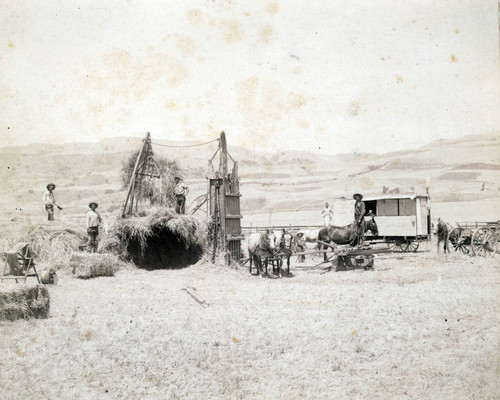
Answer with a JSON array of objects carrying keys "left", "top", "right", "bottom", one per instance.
[
  {"left": 353, "top": 193, "right": 366, "bottom": 247},
  {"left": 86, "top": 202, "right": 102, "bottom": 253},
  {"left": 173, "top": 176, "right": 189, "bottom": 214},
  {"left": 42, "top": 183, "right": 62, "bottom": 221}
]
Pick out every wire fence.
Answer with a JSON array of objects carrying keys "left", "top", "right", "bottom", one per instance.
[{"left": 151, "top": 139, "right": 218, "bottom": 148}]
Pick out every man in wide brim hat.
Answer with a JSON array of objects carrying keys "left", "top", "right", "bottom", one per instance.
[
  {"left": 353, "top": 192, "right": 366, "bottom": 247},
  {"left": 86, "top": 202, "right": 102, "bottom": 253},
  {"left": 42, "top": 183, "right": 62, "bottom": 221},
  {"left": 173, "top": 175, "right": 189, "bottom": 214}
]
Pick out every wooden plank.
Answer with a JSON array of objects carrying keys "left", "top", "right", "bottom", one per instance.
[
  {"left": 317, "top": 240, "right": 337, "bottom": 249},
  {"left": 294, "top": 250, "right": 332, "bottom": 255}
]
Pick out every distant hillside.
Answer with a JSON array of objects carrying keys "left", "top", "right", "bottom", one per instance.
[{"left": 0, "top": 132, "right": 499, "bottom": 219}]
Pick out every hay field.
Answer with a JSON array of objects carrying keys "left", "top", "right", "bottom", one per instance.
[{"left": 1, "top": 243, "right": 499, "bottom": 399}]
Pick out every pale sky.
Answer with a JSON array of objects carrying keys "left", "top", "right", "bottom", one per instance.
[{"left": 1, "top": 0, "right": 499, "bottom": 155}]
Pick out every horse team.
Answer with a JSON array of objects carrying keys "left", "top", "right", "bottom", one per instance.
[{"left": 247, "top": 218, "right": 379, "bottom": 277}]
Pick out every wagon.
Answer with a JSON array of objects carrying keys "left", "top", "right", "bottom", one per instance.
[
  {"left": 447, "top": 221, "right": 498, "bottom": 256},
  {"left": 361, "top": 194, "right": 432, "bottom": 252}
]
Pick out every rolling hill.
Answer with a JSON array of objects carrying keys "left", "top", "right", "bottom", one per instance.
[{"left": 0, "top": 132, "right": 499, "bottom": 225}]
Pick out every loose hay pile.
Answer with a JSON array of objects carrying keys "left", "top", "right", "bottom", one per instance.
[
  {"left": 22, "top": 221, "right": 87, "bottom": 269},
  {"left": 100, "top": 207, "right": 208, "bottom": 270},
  {"left": 0, "top": 285, "right": 50, "bottom": 321},
  {"left": 121, "top": 150, "right": 183, "bottom": 206},
  {"left": 69, "top": 252, "right": 131, "bottom": 279}
]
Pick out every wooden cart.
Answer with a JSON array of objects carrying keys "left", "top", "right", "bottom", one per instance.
[{"left": 447, "top": 221, "right": 498, "bottom": 257}]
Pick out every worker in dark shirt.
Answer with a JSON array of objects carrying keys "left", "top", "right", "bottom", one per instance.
[
  {"left": 436, "top": 218, "right": 449, "bottom": 253},
  {"left": 353, "top": 193, "right": 366, "bottom": 247}
]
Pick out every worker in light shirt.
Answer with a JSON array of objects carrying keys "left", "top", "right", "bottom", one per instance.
[
  {"left": 173, "top": 176, "right": 189, "bottom": 214},
  {"left": 321, "top": 202, "right": 334, "bottom": 226},
  {"left": 42, "top": 183, "right": 63, "bottom": 221},
  {"left": 86, "top": 202, "right": 102, "bottom": 253}
]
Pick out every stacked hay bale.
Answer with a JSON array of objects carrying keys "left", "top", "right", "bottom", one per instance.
[
  {"left": 100, "top": 207, "right": 208, "bottom": 269},
  {"left": 69, "top": 252, "right": 133, "bottom": 279},
  {"left": 0, "top": 285, "right": 50, "bottom": 321}
]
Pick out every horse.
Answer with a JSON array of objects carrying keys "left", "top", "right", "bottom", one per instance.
[
  {"left": 277, "top": 229, "right": 294, "bottom": 275},
  {"left": 248, "top": 230, "right": 277, "bottom": 276},
  {"left": 317, "top": 219, "right": 379, "bottom": 261}
]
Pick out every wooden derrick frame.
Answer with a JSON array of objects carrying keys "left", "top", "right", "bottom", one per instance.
[
  {"left": 208, "top": 132, "right": 243, "bottom": 262},
  {"left": 122, "top": 132, "right": 161, "bottom": 218}
]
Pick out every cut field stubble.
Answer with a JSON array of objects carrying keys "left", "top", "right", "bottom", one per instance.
[{"left": 0, "top": 252, "right": 498, "bottom": 399}]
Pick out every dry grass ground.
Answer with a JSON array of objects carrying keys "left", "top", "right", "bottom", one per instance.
[{"left": 0, "top": 243, "right": 498, "bottom": 399}]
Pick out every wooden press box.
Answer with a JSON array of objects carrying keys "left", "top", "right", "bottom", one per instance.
[{"left": 335, "top": 254, "right": 374, "bottom": 271}]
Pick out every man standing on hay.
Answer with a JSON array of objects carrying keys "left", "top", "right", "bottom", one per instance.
[
  {"left": 86, "top": 202, "right": 102, "bottom": 253},
  {"left": 173, "top": 176, "right": 189, "bottom": 214},
  {"left": 353, "top": 193, "right": 366, "bottom": 247},
  {"left": 42, "top": 183, "right": 62, "bottom": 221}
]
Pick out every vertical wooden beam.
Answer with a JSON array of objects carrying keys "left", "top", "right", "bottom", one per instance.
[
  {"left": 219, "top": 131, "right": 228, "bottom": 189},
  {"left": 122, "top": 132, "right": 150, "bottom": 218},
  {"left": 219, "top": 131, "right": 227, "bottom": 252},
  {"left": 232, "top": 161, "right": 239, "bottom": 193}
]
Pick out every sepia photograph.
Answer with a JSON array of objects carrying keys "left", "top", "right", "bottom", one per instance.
[{"left": 1, "top": 1, "right": 499, "bottom": 399}]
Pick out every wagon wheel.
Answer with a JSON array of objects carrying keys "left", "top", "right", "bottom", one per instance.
[
  {"left": 402, "top": 239, "right": 419, "bottom": 252},
  {"left": 387, "top": 238, "right": 405, "bottom": 252},
  {"left": 447, "top": 227, "right": 470, "bottom": 255},
  {"left": 471, "top": 228, "right": 497, "bottom": 257}
]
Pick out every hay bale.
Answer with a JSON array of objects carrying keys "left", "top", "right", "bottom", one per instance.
[
  {"left": 99, "top": 207, "right": 208, "bottom": 269},
  {"left": 0, "top": 285, "right": 50, "bottom": 321},
  {"left": 69, "top": 252, "right": 131, "bottom": 279}
]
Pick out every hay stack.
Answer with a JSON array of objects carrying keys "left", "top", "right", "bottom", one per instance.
[
  {"left": 0, "top": 285, "right": 50, "bottom": 321},
  {"left": 121, "top": 150, "right": 183, "bottom": 207},
  {"left": 22, "top": 221, "right": 87, "bottom": 268},
  {"left": 69, "top": 252, "right": 131, "bottom": 279},
  {"left": 100, "top": 207, "right": 208, "bottom": 269}
]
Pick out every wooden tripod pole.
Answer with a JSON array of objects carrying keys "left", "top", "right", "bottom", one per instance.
[{"left": 122, "top": 132, "right": 151, "bottom": 218}]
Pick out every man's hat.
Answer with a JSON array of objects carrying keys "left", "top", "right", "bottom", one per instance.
[
  {"left": 174, "top": 176, "right": 182, "bottom": 180},
  {"left": 353, "top": 193, "right": 363, "bottom": 200},
  {"left": 47, "top": 183, "right": 56, "bottom": 190},
  {"left": 88, "top": 202, "right": 98, "bottom": 209}
]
